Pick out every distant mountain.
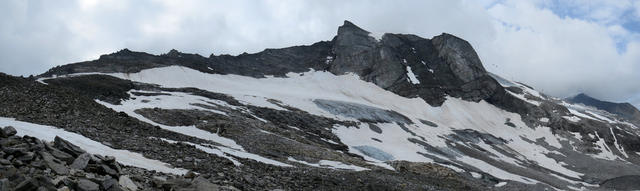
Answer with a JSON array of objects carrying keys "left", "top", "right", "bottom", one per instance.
[
  {"left": 567, "top": 93, "right": 640, "bottom": 125},
  {"left": 2, "top": 20, "right": 640, "bottom": 190}
]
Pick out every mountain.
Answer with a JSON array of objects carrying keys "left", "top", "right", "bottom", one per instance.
[
  {"left": 2, "top": 20, "right": 640, "bottom": 190},
  {"left": 567, "top": 93, "right": 640, "bottom": 125}
]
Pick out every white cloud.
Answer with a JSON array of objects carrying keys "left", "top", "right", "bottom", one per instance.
[
  {"left": 0, "top": 0, "right": 638, "bottom": 103},
  {"left": 479, "top": 0, "right": 640, "bottom": 102}
]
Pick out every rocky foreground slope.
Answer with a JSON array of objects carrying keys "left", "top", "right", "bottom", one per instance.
[{"left": 1, "top": 21, "right": 640, "bottom": 190}]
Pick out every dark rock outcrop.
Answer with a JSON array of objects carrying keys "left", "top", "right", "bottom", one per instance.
[{"left": 325, "top": 21, "right": 503, "bottom": 107}]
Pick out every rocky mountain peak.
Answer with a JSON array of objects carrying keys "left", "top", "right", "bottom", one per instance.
[
  {"left": 98, "top": 48, "right": 154, "bottom": 60},
  {"left": 333, "top": 20, "right": 378, "bottom": 53},
  {"left": 432, "top": 33, "right": 488, "bottom": 83},
  {"left": 337, "top": 20, "right": 371, "bottom": 36},
  {"left": 328, "top": 22, "right": 502, "bottom": 106},
  {"left": 165, "top": 49, "right": 182, "bottom": 57}
]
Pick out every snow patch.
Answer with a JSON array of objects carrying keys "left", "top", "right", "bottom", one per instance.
[
  {"left": 156, "top": 137, "right": 292, "bottom": 167},
  {"left": 96, "top": 98, "right": 242, "bottom": 150},
  {"left": 406, "top": 66, "right": 420, "bottom": 84},
  {"left": 563, "top": 116, "right": 581, "bottom": 122},
  {"left": 610, "top": 127, "right": 628, "bottom": 158},
  {"left": 591, "top": 131, "right": 618, "bottom": 160},
  {"left": 287, "top": 157, "right": 368, "bottom": 171},
  {"left": 470, "top": 172, "right": 482, "bottom": 178}
]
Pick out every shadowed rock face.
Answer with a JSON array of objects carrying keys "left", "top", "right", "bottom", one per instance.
[
  {"left": 329, "top": 21, "right": 406, "bottom": 91},
  {"left": 327, "top": 21, "right": 503, "bottom": 107},
  {"left": 431, "top": 34, "right": 486, "bottom": 84}
]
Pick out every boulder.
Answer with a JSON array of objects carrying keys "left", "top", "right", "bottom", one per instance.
[
  {"left": 101, "top": 178, "right": 119, "bottom": 190},
  {"left": 14, "top": 176, "right": 55, "bottom": 191},
  {"left": 76, "top": 179, "right": 99, "bottom": 191},
  {"left": 0, "top": 126, "right": 17, "bottom": 137},
  {"left": 47, "top": 145, "right": 75, "bottom": 164},
  {"left": 191, "top": 176, "right": 221, "bottom": 191},
  {"left": 14, "top": 178, "right": 38, "bottom": 191},
  {"left": 101, "top": 164, "right": 119, "bottom": 177},
  {"left": 70, "top": 153, "right": 91, "bottom": 170},
  {"left": 53, "top": 136, "right": 86, "bottom": 157},
  {"left": 119, "top": 175, "right": 138, "bottom": 191},
  {"left": 39, "top": 151, "right": 69, "bottom": 175}
]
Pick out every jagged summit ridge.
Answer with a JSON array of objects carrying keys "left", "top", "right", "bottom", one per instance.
[{"left": 41, "top": 21, "right": 501, "bottom": 106}]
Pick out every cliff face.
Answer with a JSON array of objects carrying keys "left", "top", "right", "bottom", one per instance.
[{"left": 328, "top": 21, "right": 502, "bottom": 106}]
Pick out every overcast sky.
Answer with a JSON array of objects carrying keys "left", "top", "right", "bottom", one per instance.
[{"left": 1, "top": 0, "right": 639, "bottom": 107}]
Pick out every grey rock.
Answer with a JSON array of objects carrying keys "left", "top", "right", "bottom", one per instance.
[
  {"left": 104, "top": 155, "right": 116, "bottom": 163},
  {"left": 54, "top": 136, "right": 86, "bottom": 157},
  {"left": 0, "top": 159, "right": 10, "bottom": 165},
  {"left": 119, "top": 175, "right": 138, "bottom": 191},
  {"left": 14, "top": 176, "right": 55, "bottom": 191},
  {"left": 449, "top": 129, "right": 507, "bottom": 145},
  {"left": 111, "top": 162, "right": 122, "bottom": 174},
  {"left": 47, "top": 146, "right": 75, "bottom": 164},
  {"left": 0, "top": 126, "right": 17, "bottom": 137},
  {"left": 0, "top": 178, "right": 9, "bottom": 191},
  {"left": 367, "top": 123, "right": 382, "bottom": 134},
  {"left": 101, "top": 164, "right": 119, "bottom": 177},
  {"left": 191, "top": 176, "right": 221, "bottom": 191},
  {"left": 52, "top": 176, "right": 68, "bottom": 185},
  {"left": 14, "top": 178, "right": 38, "bottom": 191},
  {"left": 330, "top": 21, "right": 408, "bottom": 93},
  {"left": 76, "top": 179, "right": 99, "bottom": 191},
  {"left": 102, "top": 178, "right": 119, "bottom": 190},
  {"left": 39, "top": 151, "right": 69, "bottom": 175},
  {"left": 419, "top": 119, "right": 438, "bottom": 127},
  {"left": 70, "top": 153, "right": 91, "bottom": 170},
  {"left": 3, "top": 144, "right": 28, "bottom": 155},
  {"left": 16, "top": 151, "right": 35, "bottom": 162},
  {"left": 431, "top": 33, "right": 486, "bottom": 84},
  {"left": 0, "top": 166, "right": 17, "bottom": 178}
]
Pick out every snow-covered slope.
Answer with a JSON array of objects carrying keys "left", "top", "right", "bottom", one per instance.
[{"left": 38, "top": 65, "right": 640, "bottom": 190}]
